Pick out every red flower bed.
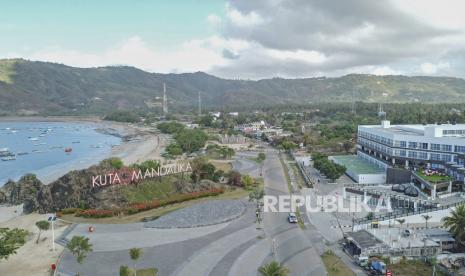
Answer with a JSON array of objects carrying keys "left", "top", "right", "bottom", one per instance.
[
  {"left": 126, "top": 188, "right": 225, "bottom": 215},
  {"left": 75, "top": 209, "right": 115, "bottom": 218}
]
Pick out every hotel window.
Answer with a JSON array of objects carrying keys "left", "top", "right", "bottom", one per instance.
[
  {"left": 430, "top": 153, "right": 440, "bottom": 160},
  {"left": 441, "top": 154, "right": 452, "bottom": 162},
  {"left": 408, "top": 151, "right": 417, "bottom": 158},
  {"left": 421, "top": 143, "right": 428, "bottom": 150},
  {"left": 441, "top": 144, "right": 452, "bottom": 152},
  {"left": 419, "top": 152, "right": 428, "bottom": 159},
  {"left": 408, "top": 142, "right": 417, "bottom": 149},
  {"left": 431, "top": 143, "right": 441, "bottom": 151},
  {"left": 399, "top": 150, "right": 406, "bottom": 157},
  {"left": 455, "top": 146, "right": 465, "bottom": 153},
  {"left": 399, "top": 141, "right": 407, "bottom": 148}
]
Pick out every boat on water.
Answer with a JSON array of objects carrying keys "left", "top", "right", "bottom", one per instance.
[
  {"left": 0, "top": 147, "right": 9, "bottom": 152},
  {"left": 1, "top": 156, "right": 16, "bottom": 161},
  {"left": 72, "top": 141, "right": 80, "bottom": 144},
  {"left": 65, "top": 147, "right": 73, "bottom": 153},
  {"left": 28, "top": 137, "right": 39, "bottom": 141},
  {"left": 33, "top": 142, "right": 47, "bottom": 146},
  {"left": 0, "top": 150, "right": 14, "bottom": 157},
  {"left": 17, "top": 152, "right": 29, "bottom": 156}
]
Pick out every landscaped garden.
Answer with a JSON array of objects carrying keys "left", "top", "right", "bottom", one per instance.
[{"left": 416, "top": 169, "right": 452, "bottom": 183}]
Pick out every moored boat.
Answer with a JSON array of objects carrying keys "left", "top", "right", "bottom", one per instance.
[{"left": 1, "top": 156, "right": 16, "bottom": 161}]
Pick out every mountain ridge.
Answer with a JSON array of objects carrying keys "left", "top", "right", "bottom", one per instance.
[{"left": 1, "top": 58, "right": 465, "bottom": 115}]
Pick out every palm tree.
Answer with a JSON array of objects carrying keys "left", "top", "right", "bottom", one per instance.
[
  {"left": 442, "top": 204, "right": 465, "bottom": 245},
  {"left": 258, "top": 261, "right": 290, "bottom": 276},
  {"left": 422, "top": 214, "right": 432, "bottom": 229},
  {"left": 129, "top": 248, "right": 142, "bottom": 276},
  {"left": 66, "top": 236, "right": 93, "bottom": 264},
  {"left": 35, "top": 220, "right": 50, "bottom": 244}
]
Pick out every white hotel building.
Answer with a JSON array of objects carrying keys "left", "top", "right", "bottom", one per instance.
[{"left": 357, "top": 120, "right": 465, "bottom": 196}]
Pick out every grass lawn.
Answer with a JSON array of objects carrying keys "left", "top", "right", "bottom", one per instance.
[
  {"left": 61, "top": 186, "right": 249, "bottom": 224},
  {"left": 321, "top": 251, "right": 355, "bottom": 276},
  {"left": 388, "top": 259, "right": 445, "bottom": 276},
  {"left": 210, "top": 160, "right": 233, "bottom": 172},
  {"left": 130, "top": 268, "right": 157, "bottom": 276},
  {"left": 416, "top": 171, "right": 452, "bottom": 183}
]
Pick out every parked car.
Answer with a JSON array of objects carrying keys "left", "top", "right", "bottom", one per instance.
[{"left": 288, "top": 212, "right": 298, "bottom": 223}]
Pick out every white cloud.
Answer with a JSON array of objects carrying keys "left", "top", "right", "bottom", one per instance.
[
  {"left": 371, "top": 66, "right": 403, "bottom": 76},
  {"left": 25, "top": 36, "right": 230, "bottom": 73},
  {"left": 420, "top": 61, "right": 450, "bottom": 75},
  {"left": 206, "top": 14, "right": 222, "bottom": 26},
  {"left": 225, "top": 5, "right": 265, "bottom": 27},
  {"left": 266, "top": 49, "right": 327, "bottom": 63}
]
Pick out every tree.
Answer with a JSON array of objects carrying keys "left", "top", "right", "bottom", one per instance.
[
  {"left": 174, "top": 129, "right": 208, "bottom": 153},
  {"left": 157, "top": 121, "right": 185, "bottom": 134},
  {"left": 249, "top": 188, "right": 265, "bottom": 202},
  {"left": 166, "top": 143, "right": 183, "bottom": 156},
  {"left": 227, "top": 170, "right": 242, "bottom": 187},
  {"left": 241, "top": 175, "right": 255, "bottom": 190},
  {"left": 136, "top": 160, "right": 160, "bottom": 172},
  {"left": 0, "top": 228, "right": 29, "bottom": 260},
  {"left": 442, "top": 204, "right": 465, "bottom": 245},
  {"left": 66, "top": 236, "right": 93, "bottom": 264},
  {"left": 129, "top": 248, "right": 142, "bottom": 276},
  {"left": 258, "top": 261, "right": 290, "bottom": 276},
  {"left": 120, "top": 265, "right": 130, "bottom": 276},
  {"left": 35, "top": 220, "right": 50, "bottom": 244},
  {"left": 422, "top": 214, "right": 432, "bottom": 229}
]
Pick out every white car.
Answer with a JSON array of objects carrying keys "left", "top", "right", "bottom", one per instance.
[{"left": 288, "top": 212, "right": 298, "bottom": 223}]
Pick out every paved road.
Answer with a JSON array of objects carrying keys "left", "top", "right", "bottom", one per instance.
[
  {"left": 262, "top": 150, "right": 327, "bottom": 276},
  {"left": 56, "top": 150, "right": 332, "bottom": 276}
]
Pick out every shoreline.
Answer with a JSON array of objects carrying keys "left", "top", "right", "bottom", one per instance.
[{"left": 0, "top": 116, "right": 166, "bottom": 185}]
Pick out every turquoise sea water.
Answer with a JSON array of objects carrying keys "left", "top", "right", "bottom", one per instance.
[{"left": 0, "top": 122, "right": 121, "bottom": 186}]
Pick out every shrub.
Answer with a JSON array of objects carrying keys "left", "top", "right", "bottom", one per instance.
[
  {"left": 125, "top": 188, "right": 224, "bottom": 215},
  {"left": 75, "top": 209, "right": 115, "bottom": 218},
  {"left": 100, "top": 157, "right": 124, "bottom": 169},
  {"left": 61, "top": 208, "right": 82, "bottom": 215}
]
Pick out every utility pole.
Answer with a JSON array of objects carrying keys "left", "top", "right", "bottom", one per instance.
[{"left": 163, "top": 83, "right": 168, "bottom": 117}]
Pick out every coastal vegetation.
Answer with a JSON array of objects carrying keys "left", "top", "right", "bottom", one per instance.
[
  {"left": 66, "top": 235, "right": 93, "bottom": 264},
  {"left": 34, "top": 220, "right": 50, "bottom": 243},
  {"left": 0, "top": 228, "right": 29, "bottom": 260},
  {"left": 104, "top": 110, "right": 141, "bottom": 123}
]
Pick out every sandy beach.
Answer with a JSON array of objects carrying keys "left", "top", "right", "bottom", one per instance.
[
  {"left": 0, "top": 117, "right": 168, "bottom": 275},
  {"left": 0, "top": 209, "right": 68, "bottom": 276},
  {"left": 0, "top": 116, "right": 167, "bottom": 184}
]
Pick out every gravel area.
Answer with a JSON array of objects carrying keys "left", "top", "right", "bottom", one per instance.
[{"left": 144, "top": 199, "right": 247, "bottom": 228}]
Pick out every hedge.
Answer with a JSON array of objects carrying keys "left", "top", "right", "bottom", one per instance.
[{"left": 72, "top": 188, "right": 225, "bottom": 218}]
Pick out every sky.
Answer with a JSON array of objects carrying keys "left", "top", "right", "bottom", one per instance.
[{"left": 2, "top": 0, "right": 465, "bottom": 79}]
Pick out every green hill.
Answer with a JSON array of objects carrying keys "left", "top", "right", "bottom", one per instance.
[{"left": 1, "top": 59, "right": 465, "bottom": 115}]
